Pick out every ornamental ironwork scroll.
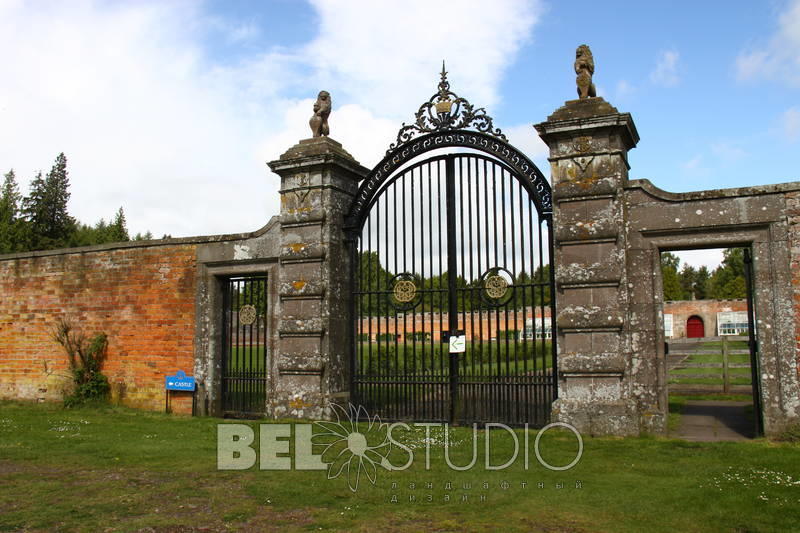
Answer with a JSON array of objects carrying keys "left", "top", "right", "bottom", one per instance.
[{"left": 388, "top": 62, "right": 506, "bottom": 154}]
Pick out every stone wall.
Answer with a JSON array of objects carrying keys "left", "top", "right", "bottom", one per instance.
[
  {"left": 537, "top": 96, "right": 800, "bottom": 436},
  {"left": 0, "top": 242, "right": 198, "bottom": 413},
  {"left": 787, "top": 191, "right": 800, "bottom": 385}
]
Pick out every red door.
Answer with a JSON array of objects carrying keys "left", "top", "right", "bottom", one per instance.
[{"left": 686, "top": 316, "right": 705, "bottom": 338}]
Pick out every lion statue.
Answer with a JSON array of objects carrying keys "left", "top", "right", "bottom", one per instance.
[
  {"left": 309, "top": 90, "right": 331, "bottom": 137},
  {"left": 574, "top": 45, "right": 596, "bottom": 99}
]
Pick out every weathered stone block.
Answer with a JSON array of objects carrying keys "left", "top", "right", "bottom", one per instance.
[{"left": 556, "top": 305, "right": 623, "bottom": 330}]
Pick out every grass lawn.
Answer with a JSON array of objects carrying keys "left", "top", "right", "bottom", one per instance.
[
  {"left": 669, "top": 341, "right": 753, "bottom": 389},
  {"left": 1, "top": 400, "right": 799, "bottom": 532}
]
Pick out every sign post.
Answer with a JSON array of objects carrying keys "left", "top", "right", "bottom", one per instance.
[{"left": 165, "top": 370, "right": 196, "bottom": 413}]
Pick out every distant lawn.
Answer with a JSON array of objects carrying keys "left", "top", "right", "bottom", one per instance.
[
  {"left": 1, "top": 400, "right": 799, "bottom": 532},
  {"left": 669, "top": 341, "right": 753, "bottom": 389}
]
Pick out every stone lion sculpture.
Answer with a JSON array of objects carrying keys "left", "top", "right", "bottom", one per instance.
[
  {"left": 309, "top": 90, "right": 331, "bottom": 137},
  {"left": 574, "top": 45, "right": 596, "bottom": 99}
]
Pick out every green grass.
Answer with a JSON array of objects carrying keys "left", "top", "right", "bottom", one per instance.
[
  {"left": 1, "top": 400, "right": 799, "bottom": 532},
  {"left": 357, "top": 341, "right": 553, "bottom": 377},
  {"left": 226, "top": 345, "right": 267, "bottom": 371}
]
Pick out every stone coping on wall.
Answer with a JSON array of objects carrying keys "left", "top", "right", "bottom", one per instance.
[
  {"left": 626, "top": 178, "right": 800, "bottom": 202},
  {"left": 0, "top": 216, "right": 280, "bottom": 261}
]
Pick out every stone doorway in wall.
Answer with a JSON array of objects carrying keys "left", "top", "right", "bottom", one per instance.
[{"left": 660, "top": 247, "right": 763, "bottom": 440}]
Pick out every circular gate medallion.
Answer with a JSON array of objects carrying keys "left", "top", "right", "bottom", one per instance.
[
  {"left": 484, "top": 275, "right": 509, "bottom": 299},
  {"left": 479, "top": 267, "right": 515, "bottom": 307},
  {"left": 393, "top": 280, "right": 417, "bottom": 303},
  {"left": 388, "top": 273, "right": 422, "bottom": 311},
  {"left": 239, "top": 304, "right": 257, "bottom": 325}
]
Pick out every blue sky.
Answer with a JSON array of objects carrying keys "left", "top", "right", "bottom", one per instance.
[{"left": 1, "top": 0, "right": 798, "bottom": 269}]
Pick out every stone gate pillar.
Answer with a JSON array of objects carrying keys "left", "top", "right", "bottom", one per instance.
[
  {"left": 267, "top": 137, "right": 368, "bottom": 419},
  {"left": 535, "top": 98, "right": 654, "bottom": 436}
]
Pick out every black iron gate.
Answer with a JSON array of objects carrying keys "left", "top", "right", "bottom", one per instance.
[
  {"left": 350, "top": 152, "right": 555, "bottom": 426},
  {"left": 345, "top": 68, "right": 555, "bottom": 426},
  {"left": 221, "top": 275, "right": 269, "bottom": 416}
]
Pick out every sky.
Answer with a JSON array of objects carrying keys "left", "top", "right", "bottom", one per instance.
[{"left": 2, "top": 0, "right": 799, "bottom": 270}]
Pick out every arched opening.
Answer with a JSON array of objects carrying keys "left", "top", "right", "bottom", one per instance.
[{"left": 686, "top": 315, "right": 705, "bottom": 338}]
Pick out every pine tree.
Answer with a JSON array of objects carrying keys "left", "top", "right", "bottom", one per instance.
[
  {"left": 693, "top": 266, "right": 710, "bottom": 299},
  {"left": 0, "top": 169, "right": 24, "bottom": 253},
  {"left": 22, "top": 153, "right": 76, "bottom": 250},
  {"left": 109, "top": 207, "right": 129, "bottom": 242},
  {"left": 678, "top": 264, "right": 696, "bottom": 300},
  {"left": 21, "top": 171, "right": 48, "bottom": 250},
  {"left": 43, "top": 152, "right": 75, "bottom": 246}
]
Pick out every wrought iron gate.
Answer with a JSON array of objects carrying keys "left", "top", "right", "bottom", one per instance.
[
  {"left": 221, "top": 275, "right": 269, "bottom": 416},
  {"left": 345, "top": 65, "right": 556, "bottom": 426}
]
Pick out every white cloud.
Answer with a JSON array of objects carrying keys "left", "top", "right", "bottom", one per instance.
[
  {"left": 649, "top": 50, "right": 680, "bottom": 87},
  {"left": 710, "top": 141, "right": 747, "bottom": 161},
  {"left": 503, "top": 124, "right": 550, "bottom": 172},
  {"left": 783, "top": 107, "right": 800, "bottom": 140},
  {"left": 258, "top": 101, "right": 398, "bottom": 170},
  {"left": 674, "top": 249, "right": 724, "bottom": 271},
  {"left": 304, "top": 0, "right": 541, "bottom": 119},
  {"left": 736, "top": 0, "right": 800, "bottom": 85},
  {"left": 683, "top": 155, "right": 704, "bottom": 171},
  {"left": 0, "top": 1, "right": 541, "bottom": 238},
  {"left": 616, "top": 79, "right": 635, "bottom": 98}
]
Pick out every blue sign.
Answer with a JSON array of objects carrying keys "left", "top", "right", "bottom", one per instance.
[{"left": 165, "top": 370, "right": 195, "bottom": 391}]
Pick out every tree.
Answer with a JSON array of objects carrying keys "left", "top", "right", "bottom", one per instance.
[
  {"left": 6, "top": 154, "right": 149, "bottom": 252},
  {"left": 109, "top": 207, "right": 129, "bottom": 242},
  {"left": 708, "top": 248, "right": 747, "bottom": 299},
  {"left": 660, "top": 252, "right": 685, "bottom": 300},
  {"left": 22, "top": 153, "right": 75, "bottom": 250},
  {"left": 357, "top": 251, "right": 394, "bottom": 316},
  {"left": 678, "top": 264, "right": 696, "bottom": 300},
  {"left": 0, "top": 170, "right": 25, "bottom": 253},
  {"left": 693, "top": 265, "right": 710, "bottom": 299}
]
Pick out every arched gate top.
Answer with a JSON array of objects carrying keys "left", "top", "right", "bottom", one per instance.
[{"left": 345, "top": 65, "right": 552, "bottom": 230}]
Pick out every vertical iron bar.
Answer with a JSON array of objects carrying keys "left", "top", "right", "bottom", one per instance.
[
  {"left": 445, "top": 155, "right": 458, "bottom": 424},
  {"left": 743, "top": 247, "right": 763, "bottom": 436},
  {"left": 547, "top": 216, "right": 558, "bottom": 415}
]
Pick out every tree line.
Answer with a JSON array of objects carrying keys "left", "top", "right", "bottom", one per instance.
[
  {"left": 660, "top": 249, "right": 747, "bottom": 301},
  {"left": 0, "top": 153, "right": 155, "bottom": 254}
]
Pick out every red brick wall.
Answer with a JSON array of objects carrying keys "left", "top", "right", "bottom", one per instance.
[
  {"left": 0, "top": 244, "right": 197, "bottom": 413},
  {"left": 663, "top": 299, "right": 748, "bottom": 339}
]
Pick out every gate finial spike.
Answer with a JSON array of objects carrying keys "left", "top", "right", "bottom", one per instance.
[{"left": 438, "top": 60, "right": 450, "bottom": 97}]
